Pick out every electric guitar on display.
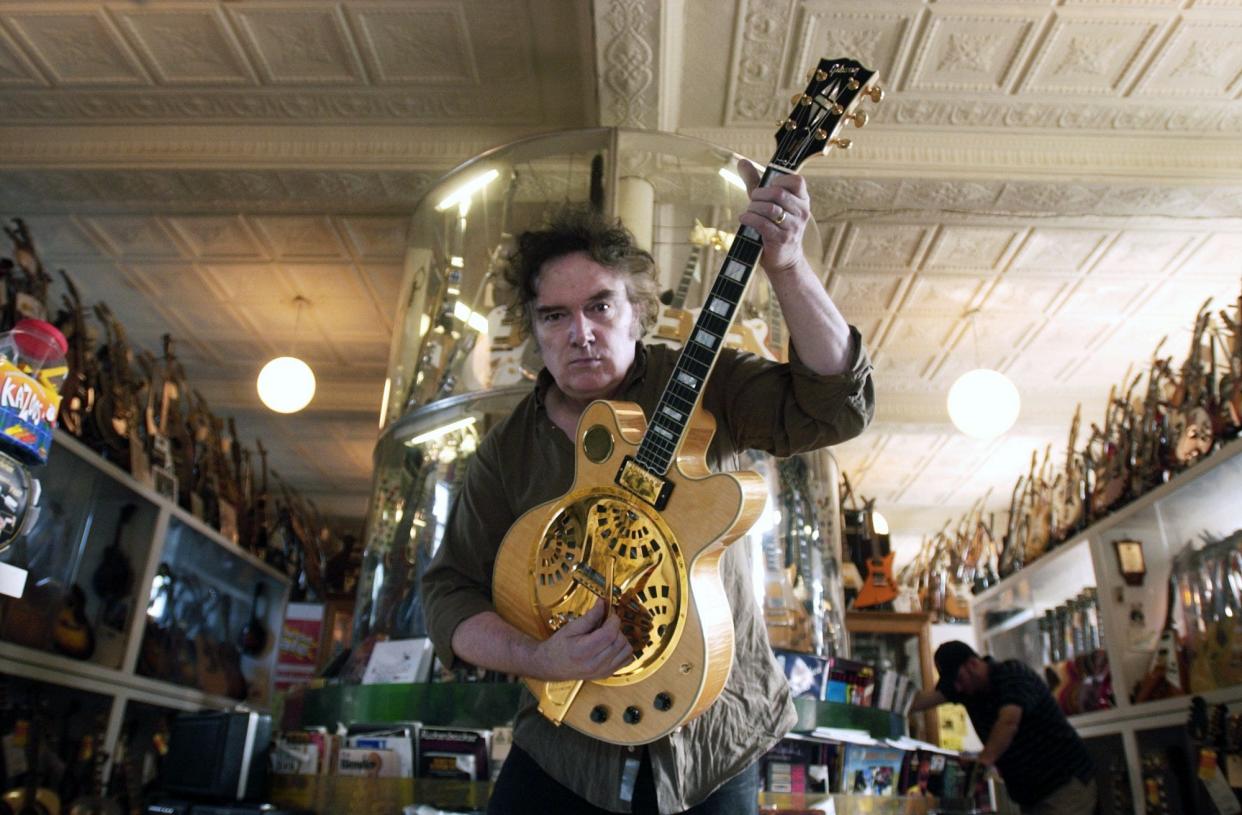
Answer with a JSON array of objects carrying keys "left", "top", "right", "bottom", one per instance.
[
  {"left": 492, "top": 57, "right": 881, "bottom": 745},
  {"left": 853, "top": 495, "right": 897, "bottom": 611}
]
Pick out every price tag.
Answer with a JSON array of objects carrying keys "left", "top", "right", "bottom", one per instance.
[
  {"left": 618, "top": 755, "right": 641, "bottom": 803},
  {"left": 0, "top": 559, "right": 27, "bottom": 598}
]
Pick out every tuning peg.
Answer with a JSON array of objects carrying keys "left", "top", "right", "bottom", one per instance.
[
  {"left": 830, "top": 137, "right": 852, "bottom": 150},
  {"left": 847, "top": 78, "right": 860, "bottom": 91},
  {"left": 865, "top": 85, "right": 885, "bottom": 103},
  {"left": 815, "top": 128, "right": 829, "bottom": 141},
  {"left": 784, "top": 120, "right": 797, "bottom": 131},
  {"left": 848, "top": 110, "right": 869, "bottom": 128},
  {"left": 815, "top": 69, "right": 827, "bottom": 81},
  {"left": 830, "top": 103, "right": 844, "bottom": 115}
]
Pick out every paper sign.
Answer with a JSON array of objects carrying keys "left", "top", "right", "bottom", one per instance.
[{"left": 362, "top": 638, "right": 435, "bottom": 685}]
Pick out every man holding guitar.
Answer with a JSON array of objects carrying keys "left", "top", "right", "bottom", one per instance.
[
  {"left": 910, "top": 641, "right": 1097, "bottom": 815},
  {"left": 421, "top": 143, "right": 874, "bottom": 813}
]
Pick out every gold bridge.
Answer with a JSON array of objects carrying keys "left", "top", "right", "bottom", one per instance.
[{"left": 532, "top": 486, "right": 687, "bottom": 685}]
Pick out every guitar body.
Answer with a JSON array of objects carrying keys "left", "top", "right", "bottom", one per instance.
[
  {"left": 855, "top": 554, "right": 898, "bottom": 609},
  {"left": 1, "top": 788, "right": 59, "bottom": 815},
  {"left": 493, "top": 399, "right": 766, "bottom": 746},
  {"left": 53, "top": 585, "right": 95, "bottom": 660}
]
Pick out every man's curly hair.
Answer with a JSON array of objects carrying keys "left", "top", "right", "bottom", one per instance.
[{"left": 501, "top": 205, "right": 660, "bottom": 340}]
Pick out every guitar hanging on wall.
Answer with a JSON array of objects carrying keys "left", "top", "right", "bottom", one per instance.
[{"left": 492, "top": 57, "right": 881, "bottom": 746}]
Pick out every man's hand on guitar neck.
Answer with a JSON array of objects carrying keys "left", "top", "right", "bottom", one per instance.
[
  {"left": 736, "top": 159, "right": 854, "bottom": 377},
  {"left": 451, "top": 599, "right": 634, "bottom": 682}
]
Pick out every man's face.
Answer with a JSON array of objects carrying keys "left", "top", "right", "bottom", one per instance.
[
  {"left": 531, "top": 251, "right": 640, "bottom": 405},
  {"left": 953, "top": 657, "right": 989, "bottom": 696}
]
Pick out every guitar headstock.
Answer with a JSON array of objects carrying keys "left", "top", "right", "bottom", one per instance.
[{"left": 773, "top": 57, "right": 881, "bottom": 171}]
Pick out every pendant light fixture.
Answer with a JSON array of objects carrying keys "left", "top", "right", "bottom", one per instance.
[
  {"left": 946, "top": 309, "right": 1020, "bottom": 440},
  {"left": 258, "top": 295, "right": 316, "bottom": 414}
]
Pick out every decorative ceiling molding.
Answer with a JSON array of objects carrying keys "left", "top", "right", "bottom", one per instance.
[
  {"left": 679, "top": 127, "right": 1242, "bottom": 183},
  {"left": 0, "top": 168, "right": 441, "bottom": 215},
  {"left": 594, "top": 0, "right": 661, "bottom": 129},
  {"left": 0, "top": 124, "right": 533, "bottom": 169}
]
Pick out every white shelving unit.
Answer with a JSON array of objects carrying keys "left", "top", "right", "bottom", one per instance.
[
  {"left": 0, "top": 431, "right": 290, "bottom": 779},
  {"left": 970, "top": 437, "right": 1242, "bottom": 814}
]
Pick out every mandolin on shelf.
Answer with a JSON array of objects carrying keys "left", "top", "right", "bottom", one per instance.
[{"left": 492, "top": 57, "right": 881, "bottom": 745}]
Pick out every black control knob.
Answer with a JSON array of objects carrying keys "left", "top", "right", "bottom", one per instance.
[
  {"left": 653, "top": 692, "right": 673, "bottom": 711},
  {"left": 623, "top": 706, "right": 642, "bottom": 724},
  {"left": 590, "top": 705, "right": 609, "bottom": 723}
]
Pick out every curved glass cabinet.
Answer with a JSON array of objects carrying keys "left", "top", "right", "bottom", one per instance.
[{"left": 356, "top": 128, "right": 848, "bottom": 658}]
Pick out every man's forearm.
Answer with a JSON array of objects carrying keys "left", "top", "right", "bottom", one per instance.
[
  {"left": 979, "top": 711, "right": 1021, "bottom": 765},
  {"left": 766, "top": 257, "right": 853, "bottom": 376},
  {"left": 450, "top": 610, "right": 541, "bottom": 676},
  {"left": 909, "top": 688, "right": 946, "bottom": 713}
]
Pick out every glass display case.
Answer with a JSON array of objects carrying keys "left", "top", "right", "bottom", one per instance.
[
  {"left": 137, "top": 516, "right": 288, "bottom": 707},
  {"left": 0, "top": 433, "right": 160, "bottom": 669},
  {"left": 0, "top": 431, "right": 291, "bottom": 797},
  {"left": 356, "top": 127, "right": 849, "bottom": 656}
]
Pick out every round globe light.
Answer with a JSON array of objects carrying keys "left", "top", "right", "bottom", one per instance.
[
  {"left": 257, "top": 356, "right": 316, "bottom": 414},
  {"left": 947, "top": 368, "right": 1020, "bottom": 440}
]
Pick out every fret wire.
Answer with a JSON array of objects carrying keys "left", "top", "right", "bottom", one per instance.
[
  {"left": 641, "top": 438, "right": 676, "bottom": 460},
  {"left": 643, "top": 425, "right": 679, "bottom": 451},
  {"left": 637, "top": 236, "right": 766, "bottom": 476}
]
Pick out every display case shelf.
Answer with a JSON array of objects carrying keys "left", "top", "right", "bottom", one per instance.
[
  {"left": 969, "top": 435, "right": 1242, "bottom": 814},
  {"left": 0, "top": 430, "right": 291, "bottom": 791},
  {"left": 281, "top": 681, "right": 524, "bottom": 731}
]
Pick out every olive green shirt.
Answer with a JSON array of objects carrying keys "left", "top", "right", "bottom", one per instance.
[{"left": 421, "top": 331, "right": 874, "bottom": 812}]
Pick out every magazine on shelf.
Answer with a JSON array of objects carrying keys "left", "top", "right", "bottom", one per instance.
[{"left": 840, "top": 743, "right": 905, "bottom": 796}]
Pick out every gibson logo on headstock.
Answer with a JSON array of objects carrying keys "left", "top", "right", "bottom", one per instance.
[{"left": 829, "top": 65, "right": 859, "bottom": 75}]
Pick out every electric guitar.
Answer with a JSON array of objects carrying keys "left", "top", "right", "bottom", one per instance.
[
  {"left": 853, "top": 496, "right": 897, "bottom": 610},
  {"left": 492, "top": 57, "right": 880, "bottom": 745}
]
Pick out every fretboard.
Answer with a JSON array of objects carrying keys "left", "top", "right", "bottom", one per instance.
[
  {"left": 635, "top": 167, "right": 786, "bottom": 475},
  {"left": 670, "top": 245, "right": 703, "bottom": 310}
]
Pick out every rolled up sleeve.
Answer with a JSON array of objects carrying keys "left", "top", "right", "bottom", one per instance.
[{"left": 709, "top": 324, "right": 875, "bottom": 456}]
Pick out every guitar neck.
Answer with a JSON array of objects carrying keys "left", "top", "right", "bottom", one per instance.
[
  {"left": 669, "top": 245, "right": 703, "bottom": 310},
  {"left": 635, "top": 168, "right": 785, "bottom": 475}
]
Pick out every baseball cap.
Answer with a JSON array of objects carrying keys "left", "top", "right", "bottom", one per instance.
[{"left": 934, "top": 640, "right": 978, "bottom": 696}]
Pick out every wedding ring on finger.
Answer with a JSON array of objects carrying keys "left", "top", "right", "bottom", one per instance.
[{"left": 773, "top": 206, "right": 787, "bottom": 226}]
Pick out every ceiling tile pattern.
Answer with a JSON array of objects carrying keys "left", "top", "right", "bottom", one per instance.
[{"left": 0, "top": 0, "right": 1239, "bottom": 539}]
